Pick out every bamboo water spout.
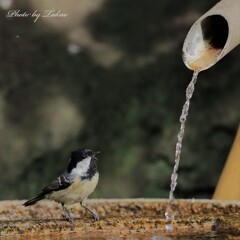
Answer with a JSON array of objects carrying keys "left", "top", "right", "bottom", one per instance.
[
  {"left": 182, "top": 0, "right": 240, "bottom": 71},
  {"left": 182, "top": 0, "right": 240, "bottom": 200}
]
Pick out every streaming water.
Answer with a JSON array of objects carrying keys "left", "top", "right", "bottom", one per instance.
[{"left": 165, "top": 70, "right": 200, "bottom": 231}]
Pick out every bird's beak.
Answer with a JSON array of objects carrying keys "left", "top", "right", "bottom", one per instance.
[
  {"left": 93, "top": 151, "right": 101, "bottom": 156},
  {"left": 92, "top": 151, "right": 100, "bottom": 160}
]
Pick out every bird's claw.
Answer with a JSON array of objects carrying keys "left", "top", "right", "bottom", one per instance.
[
  {"left": 93, "top": 213, "right": 100, "bottom": 221},
  {"left": 62, "top": 214, "right": 73, "bottom": 223}
]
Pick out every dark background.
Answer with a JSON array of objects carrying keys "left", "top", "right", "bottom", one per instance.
[{"left": 0, "top": 0, "right": 239, "bottom": 200}]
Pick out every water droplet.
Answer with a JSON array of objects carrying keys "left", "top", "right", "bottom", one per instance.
[
  {"left": 176, "top": 142, "right": 181, "bottom": 150},
  {"left": 165, "top": 224, "right": 174, "bottom": 232},
  {"left": 171, "top": 173, "right": 177, "bottom": 182},
  {"left": 67, "top": 43, "right": 81, "bottom": 55},
  {"left": 148, "top": 235, "right": 171, "bottom": 240},
  {"left": 186, "top": 84, "right": 195, "bottom": 98},
  {"left": 170, "top": 182, "right": 177, "bottom": 192},
  {"left": 16, "top": 35, "right": 20, "bottom": 38},
  {"left": 165, "top": 211, "right": 174, "bottom": 221},
  {"left": 177, "top": 133, "right": 182, "bottom": 141},
  {"left": 175, "top": 149, "right": 180, "bottom": 156}
]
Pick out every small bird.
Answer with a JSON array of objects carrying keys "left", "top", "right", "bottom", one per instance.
[{"left": 23, "top": 148, "right": 100, "bottom": 222}]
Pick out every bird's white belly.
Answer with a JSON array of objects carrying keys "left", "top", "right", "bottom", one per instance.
[{"left": 47, "top": 173, "right": 99, "bottom": 205}]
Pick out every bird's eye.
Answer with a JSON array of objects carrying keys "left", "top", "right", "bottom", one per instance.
[{"left": 83, "top": 149, "right": 92, "bottom": 158}]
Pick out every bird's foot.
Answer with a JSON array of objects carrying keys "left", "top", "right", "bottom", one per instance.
[
  {"left": 80, "top": 202, "right": 100, "bottom": 221},
  {"left": 92, "top": 212, "right": 100, "bottom": 221},
  {"left": 62, "top": 213, "right": 74, "bottom": 223}
]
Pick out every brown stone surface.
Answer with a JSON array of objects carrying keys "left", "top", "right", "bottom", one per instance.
[{"left": 0, "top": 199, "right": 240, "bottom": 238}]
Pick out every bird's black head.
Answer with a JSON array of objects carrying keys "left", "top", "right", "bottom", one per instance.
[{"left": 67, "top": 148, "right": 100, "bottom": 173}]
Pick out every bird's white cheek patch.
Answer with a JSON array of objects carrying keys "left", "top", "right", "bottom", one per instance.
[{"left": 71, "top": 156, "right": 91, "bottom": 176}]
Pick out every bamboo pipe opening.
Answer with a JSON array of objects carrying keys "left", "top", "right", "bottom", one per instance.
[
  {"left": 183, "top": 15, "right": 229, "bottom": 71},
  {"left": 202, "top": 15, "right": 229, "bottom": 49}
]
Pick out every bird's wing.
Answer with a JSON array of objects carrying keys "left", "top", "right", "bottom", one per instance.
[
  {"left": 41, "top": 175, "right": 73, "bottom": 195},
  {"left": 23, "top": 173, "right": 74, "bottom": 206}
]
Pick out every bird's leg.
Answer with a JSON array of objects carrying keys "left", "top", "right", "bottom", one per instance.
[
  {"left": 61, "top": 203, "right": 73, "bottom": 222},
  {"left": 80, "top": 201, "right": 99, "bottom": 221}
]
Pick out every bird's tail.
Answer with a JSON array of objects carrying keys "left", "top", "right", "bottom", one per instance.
[{"left": 23, "top": 193, "right": 45, "bottom": 206}]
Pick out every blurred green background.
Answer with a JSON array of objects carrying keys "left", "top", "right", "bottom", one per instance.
[{"left": 0, "top": 0, "right": 239, "bottom": 200}]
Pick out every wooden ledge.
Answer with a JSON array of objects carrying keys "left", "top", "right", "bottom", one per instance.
[{"left": 0, "top": 199, "right": 239, "bottom": 238}]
